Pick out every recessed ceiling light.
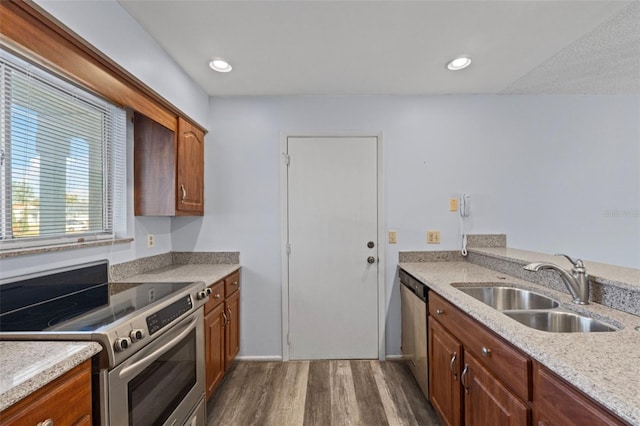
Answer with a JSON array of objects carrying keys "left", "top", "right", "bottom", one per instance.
[
  {"left": 209, "top": 58, "right": 232, "bottom": 73},
  {"left": 446, "top": 56, "right": 472, "bottom": 71}
]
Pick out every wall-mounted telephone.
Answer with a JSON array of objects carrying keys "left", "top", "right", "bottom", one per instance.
[
  {"left": 459, "top": 193, "right": 471, "bottom": 256},
  {"left": 460, "top": 194, "right": 471, "bottom": 217}
]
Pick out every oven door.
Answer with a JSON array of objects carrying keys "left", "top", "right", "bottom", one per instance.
[{"left": 107, "top": 309, "right": 205, "bottom": 426}]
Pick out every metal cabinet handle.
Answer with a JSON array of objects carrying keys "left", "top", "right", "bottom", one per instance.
[
  {"left": 435, "top": 309, "right": 444, "bottom": 315},
  {"left": 214, "top": 293, "right": 221, "bottom": 299},
  {"left": 481, "top": 347, "right": 491, "bottom": 357},
  {"left": 449, "top": 352, "right": 457, "bottom": 380},
  {"left": 461, "top": 364, "right": 469, "bottom": 394},
  {"left": 180, "top": 184, "right": 186, "bottom": 203},
  {"left": 37, "top": 420, "right": 53, "bottom": 426},
  {"left": 222, "top": 311, "right": 228, "bottom": 326},
  {"left": 227, "top": 307, "right": 232, "bottom": 323},
  {"left": 232, "top": 281, "right": 239, "bottom": 287}
]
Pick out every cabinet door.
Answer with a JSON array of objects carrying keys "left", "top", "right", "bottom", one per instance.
[
  {"left": 428, "top": 317, "right": 463, "bottom": 426},
  {"left": 176, "top": 117, "right": 204, "bottom": 215},
  {"left": 205, "top": 303, "right": 226, "bottom": 399},
  {"left": 225, "top": 290, "right": 240, "bottom": 370},
  {"left": 463, "top": 351, "right": 530, "bottom": 426},
  {"left": 134, "top": 112, "right": 176, "bottom": 216},
  {"left": 533, "top": 363, "right": 626, "bottom": 426}
]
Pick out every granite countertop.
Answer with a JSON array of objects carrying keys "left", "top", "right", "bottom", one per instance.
[
  {"left": 399, "top": 261, "right": 640, "bottom": 425},
  {"left": 0, "top": 341, "right": 102, "bottom": 412},
  {"left": 114, "top": 263, "right": 241, "bottom": 286}
]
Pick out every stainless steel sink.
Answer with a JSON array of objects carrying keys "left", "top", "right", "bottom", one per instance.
[
  {"left": 504, "top": 311, "right": 617, "bottom": 333},
  {"left": 455, "top": 285, "right": 618, "bottom": 333},
  {"left": 457, "top": 286, "right": 559, "bottom": 310}
]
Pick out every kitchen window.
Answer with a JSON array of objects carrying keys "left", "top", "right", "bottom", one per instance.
[{"left": 0, "top": 47, "right": 126, "bottom": 249}]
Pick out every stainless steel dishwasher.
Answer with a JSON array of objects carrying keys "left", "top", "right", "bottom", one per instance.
[{"left": 400, "top": 269, "right": 429, "bottom": 398}]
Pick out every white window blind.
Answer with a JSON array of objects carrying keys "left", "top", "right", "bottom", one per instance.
[{"left": 0, "top": 48, "right": 126, "bottom": 249}]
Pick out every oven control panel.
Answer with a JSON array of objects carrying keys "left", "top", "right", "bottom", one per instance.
[{"left": 146, "top": 295, "right": 194, "bottom": 335}]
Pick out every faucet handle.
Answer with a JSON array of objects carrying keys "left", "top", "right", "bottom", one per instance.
[{"left": 555, "top": 253, "right": 584, "bottom": 269}]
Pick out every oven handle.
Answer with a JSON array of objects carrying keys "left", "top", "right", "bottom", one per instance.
[{"left": 118, "top": 313, "right": 199, "bottom": 380}]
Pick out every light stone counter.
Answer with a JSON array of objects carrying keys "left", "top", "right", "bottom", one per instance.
[
  {"left": 114, "top": 263, "right": 240, "bottom": 286},
  {"left": 0, "top": 341, "right": 102, "bottom": 412},
  {"left": 399, "top": 261, "right": 640, "bottom": 425}
]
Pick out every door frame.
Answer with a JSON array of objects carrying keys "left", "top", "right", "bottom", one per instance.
[{"left": 280, "top": 132, "right": 386, "bottom": 361}]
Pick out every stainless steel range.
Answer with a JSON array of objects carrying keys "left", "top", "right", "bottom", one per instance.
[{"left": 0, "top": 260, "right": 212, "bottom": 426}]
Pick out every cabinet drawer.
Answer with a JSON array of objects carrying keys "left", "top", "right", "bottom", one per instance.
[
  {"left": 430, "top": 292, "right": 531, "bottom": 401},
  {"left": 0, "top": 360, "right": 92, "bottom": 426},
  {"left": 224, "top": 270, "right": 240, "bottom": 297},
  {"left": 205, "top": 280, "right": 225, "bottom": 313}
]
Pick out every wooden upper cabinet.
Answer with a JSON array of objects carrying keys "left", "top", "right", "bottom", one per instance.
[
  {"left": 134, "top": 113, "right": 205, "bottom": 216},
  {"left": 176, "top": 117, "right": 204, "bottom": 215},
  {"left": 134, "top": 112, "right": 176, "bottom": 216}
]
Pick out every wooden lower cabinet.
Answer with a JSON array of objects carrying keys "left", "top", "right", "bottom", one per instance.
[
  {"left": 428, "top": 292, "right": 530, "bottom": 426},
  {"left": 224, "top": 289, "right": 240, "bottom": 368},
  {"left": 0, "top": 360, "right": 92, "bottom": 426},
  {"left": 429, "top": 316, "right": 463, "bottom": 426},
  {"left": 425, "top": 290, "right": 627, "bottom": 426},
  {"left": 205, "top": 303, "right": 226, "bottom": 398},
  {"left": 204, "top": 269, "right": 241, "bottom": 399},
  {"left": 533, "top": 363, "right": 627, "bottom": 426},
  {"left": 464, "top": 352, "right": 530, "bottom": 426}
]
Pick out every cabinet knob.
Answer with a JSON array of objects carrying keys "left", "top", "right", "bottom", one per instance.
[
  {"left": 214, "top": 293, "right": 221, "bottom": 299},
  {"left": 38, "top": 419, "right": 53, "bottom": 426},
  {"left": 435, "top": 309, "right": 444, "bottom": 315},
  {"left": 232, "top": 281, "right": 239, "bottom": 286},
  {"left": 481, "top": 347, "right": 491, "bottom": 357}
]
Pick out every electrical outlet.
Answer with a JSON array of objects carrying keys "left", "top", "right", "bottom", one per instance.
[
  {"left": 148, "top": 288, "right": 155, "bottom": 302},
  {"left": 388, "top": 230, "right": 397, "bottom": 244},
  {"left": 427, "top": 230, "right": 441, "bottom": 244},
  {"left": 450, "top": 198, "right": 458, "bottom": 212},
  {"left": 147, "top": 234, "right": 155, "bottom": 248}
]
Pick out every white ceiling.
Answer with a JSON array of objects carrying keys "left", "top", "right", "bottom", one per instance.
[{"left": 118, "top": 1, "right": 639, "bottom": 96}]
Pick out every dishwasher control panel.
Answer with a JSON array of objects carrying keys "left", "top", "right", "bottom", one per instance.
[{"left": 399, "top": 270, "right": 428, "bottom": 302}]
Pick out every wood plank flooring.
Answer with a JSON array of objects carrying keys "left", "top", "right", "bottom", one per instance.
[{"left": 207, "top": 360, "right": 441, "bottom": 426}]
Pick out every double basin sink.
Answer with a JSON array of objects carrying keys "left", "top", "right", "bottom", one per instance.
[{"left": 456, "top": 286, "right": 617, "bottom": 333}]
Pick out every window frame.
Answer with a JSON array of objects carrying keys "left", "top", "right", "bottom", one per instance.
[{"left": 0, "top": 47, "right": 125, "bottom": 250}]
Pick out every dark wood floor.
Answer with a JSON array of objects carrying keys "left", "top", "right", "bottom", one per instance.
[{"left": 207, "top": 360, "right": 442, "bottom": 426}]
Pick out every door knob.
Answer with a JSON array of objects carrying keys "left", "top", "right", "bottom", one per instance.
[
  {"left": 367, "top": 241, "right": 375, "bottom": 248},
  {"left": 367, "top": 256, "right": 376, "bottom": 264}
]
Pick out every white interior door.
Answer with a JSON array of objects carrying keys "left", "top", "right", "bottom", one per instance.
[{"left": 287, "top": 136, "right": 378, "bottom": 360}]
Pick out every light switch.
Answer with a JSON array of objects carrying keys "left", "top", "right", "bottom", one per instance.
[
  {"left": 388, "top": 230, "right": 397, "bottom": 244},
  {"left": 450, "top": 198, "right": 458, "bottom": 212}
]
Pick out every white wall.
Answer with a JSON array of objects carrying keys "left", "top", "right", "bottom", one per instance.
[
  {"left": 34, "top": 0, "right": 210, "bottom": 127},
  {"left": 1, "top": 0, "right": 210, "bottom": 279},
  {"left": 171, "top": 95, "right": 639, "bottom": 358}
]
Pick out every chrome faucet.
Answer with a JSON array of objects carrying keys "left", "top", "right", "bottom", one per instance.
[{"left": 524, "top": 254, "right": 590, "bottom": 305}]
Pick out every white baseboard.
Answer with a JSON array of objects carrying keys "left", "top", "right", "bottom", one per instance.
[
  {"left": 235, "top": 355, "right": 283, "bottom": 362},
  {"left": 385, "top": 355, "right": 405, "bottom": 361}
]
